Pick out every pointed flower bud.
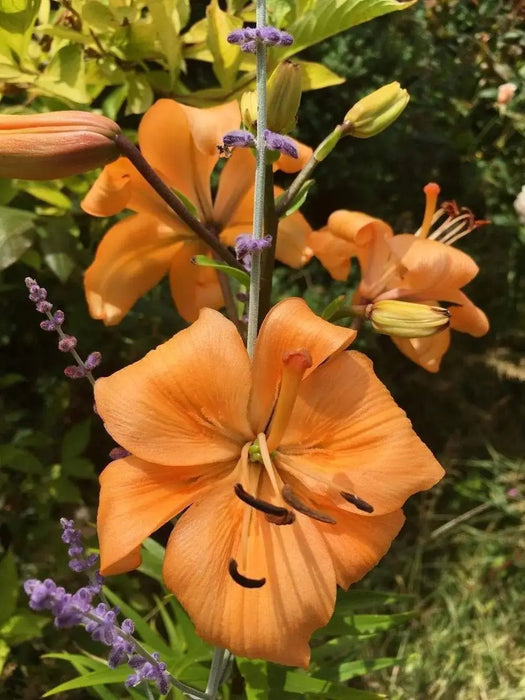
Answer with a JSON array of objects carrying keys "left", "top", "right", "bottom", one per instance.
[
  {"left": 240, "top": 90, "right": 258, "bottom": 131},
  {"left": 0, "top": 111, "right": 121, "bottom": 180},
  {"left": 266, "top": 61, "right": 302, "bottom": 134},
  {"left": 342, "top": 82, "right": 409, "bottom": 139},
  {"left": 366, "top": 300, "right": 450, "bottom": 338}
]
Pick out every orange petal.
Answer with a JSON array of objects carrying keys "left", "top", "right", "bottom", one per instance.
[
  {"left": 214, "top": 148, "right": 257, "bottom": 228},
  {"left": 138, "top": 99, "right": 240, "bottom": 221},
  {"left": 275, "top": 206, "right": 313, "bottom": 268},
  {"left": 163, "top": 480, "right": 336, "bottom": 667},
  {"left": 391, "top": 330, "right": 451, "bottom": 373},
  {"left": 94, "top": 308, "right": 253, "bottom": 466},
  {"left": 448, "top": 290, "right": 489, "bottom": 337},
  {"left": 169, "top": 241, "right": 224, "bottom": 322},
  {"left": 389, "top": 235, "right": 480, "bottom": 294},
  {"left": 81, "top": 156, "right": 183, "bottom": 229},
  {"left": 275, "top": 138, "right": 312, "bottom": 174},
  {"left": 277, "top": 350, "right": 444, "bottom": 514},
  {"left": 249, "top": 298, "right": 356, "bottom": 433},
  {"left": 98, "top": 455, "right": 231, "bottom": 575},
  {"left": 84, "top": 213, "right": 181, "bottom": 325},
  {"left": 308, "top": 227, "right": 353, "bottom": 281},
  {"left": 317, "top": 507, "right": 405, "bottom": 589}
]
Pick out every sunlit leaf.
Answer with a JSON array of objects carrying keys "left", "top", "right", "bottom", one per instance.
[
  {"left": 0, "top": 206, "right": 36, "bottom": 270},
  {"left": 236, "top": 658, "right": 269, "bottom": 699},
  {"left": 298, "top": 60, "right": 345, "bottom": 90},
  {"left": 206, "top": 0, "right": 243, "bottom": 90},
  {"left": 192, "top": 255, "right": 249, "bottom": 287},
  {"left": 125, "top": 72, "right": 154, "bottom": 115},
  {"left": 0, "top": 611, "right": 48, "bottom": 645},
  {"left": 284, "top": 671, "right": 384, "bottom": 698}
]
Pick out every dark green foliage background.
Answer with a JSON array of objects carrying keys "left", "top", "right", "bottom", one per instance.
[{"left": 0, "top": 1, "right": 524, "bottom": 697}]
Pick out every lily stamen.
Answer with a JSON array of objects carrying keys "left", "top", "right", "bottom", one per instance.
[
  {"left": 266, "top": 350, "right": 313, "bottom": 452},
  {"left": 341, "top": 492, "right": 374, "bottom": 513},
  {"left": 234, "top": 483, "right": 294, "bottom": 521},
  {"left": 228, "top": 558, "right": 266, "bottom": 589},
  {"left": 282, "top": 484, "right": 336, "bottom": 524},
  {"left": 417, "top": 182, "right": 440, "bottom": 239}
]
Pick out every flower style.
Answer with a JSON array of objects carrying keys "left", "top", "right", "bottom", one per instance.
[
  {"left": 309, "top": 183, "right": 489, "bottom": 372},
  {"left": 82, "top": 99, "right": 313, "bottom": 323},
  {"left": 95, "top": 298, "right": 444, "bottom": 667}
]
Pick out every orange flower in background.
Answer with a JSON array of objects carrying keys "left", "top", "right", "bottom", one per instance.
[
  {"left": 309, "top": 183, "right": 489, "bottom": 372},
  {"left": 94, "top": 298, "right": 444, "bottom": 667},
  {"left": 82, "top": 99, "right": 313, "bottom": 323}
]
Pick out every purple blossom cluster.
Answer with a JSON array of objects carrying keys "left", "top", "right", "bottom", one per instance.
[
  {"left": 227, "top": 26, "right": 293, "bottom": 53},
  {"left": 25, "top": 277, "right": 101, "bottom": 383},
  {"left": 24, "top": 520, "right": 171, "bottom": 696},
  {"left": 235, "top": 233, "right": 272, "bottom": 271},
  {"left": 222, "top": 129, "right": 298, "bottom": 158}
]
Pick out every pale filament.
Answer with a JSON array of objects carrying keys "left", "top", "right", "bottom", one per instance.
[
  {"left": 237, "top": 444, "right": 260, "bottom": 571},
  {"left": 257, "top": 432, "right": 283, "bottom": 497},
  {"left": 277, "top": 452, "right": 352, "bottom": 502}
]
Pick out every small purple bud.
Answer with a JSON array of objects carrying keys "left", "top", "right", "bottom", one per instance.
[
  {"left": 109, "top": 446, "right": 131, "bottom": 460},
  {"left": 121, "top": 619, "right": 135, "bottom": 634},
  {"left": 58, "top": 335, "right": 78, "bottom": 352},
  {"left": 222, "top": 130, "right": 256, "bottom": 149},
  {"left": 84, "top": 351, "right": 102, "bottom": 370},
  {"left": 64, "top": 365, "right": 87, "bottom": 379},
  {"left": 256, "top": 26, "right": 281, "bottom": 44},
  {"left": 36, "top": 300, "right": 53, "bottom": 313},
  {"left": 241, "top": 40, "right": 257, "bottom": 53},
  {"left": 53, "top": 310, "right": 65, "bottom": 325},
  {"left": 226, "top": 29, "right": 246, "bottom": 44},
  {"left": 25, "top": 277, "right": 37, "bottom": 289},
  {"left": 40, "top": 319, "right": 56, "bottom": 331},
  {"left": 278, "top": 31, "right": 294, "bottom": 46},
  {"left": 263, "top": 129, "right": 298, "bottom": 157}
]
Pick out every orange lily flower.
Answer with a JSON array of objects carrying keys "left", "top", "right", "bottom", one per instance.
[
  {"left": 309, "top": 183, "right": 489, "bottom": 372},
  {"left": 82, "top": 99, "right": 313, "bottom": 323},
  {"left": 95, "top": 298, "right": 444, "bottom": 667}
]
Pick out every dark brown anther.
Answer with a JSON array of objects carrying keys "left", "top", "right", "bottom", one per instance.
[
  {"left": 234, "top": 483, "right": 293, "bottom": 519},
  {"left": 341, "top": 491, "right": 374, "bottom": 513},
  {"left": 282, "top": 484, "right": 336, "bottom": 524},
  {"left": 228, "top": 558, "right": 266, "bottom": 589},
  {"left": 265, "top": 511, "right": 296, "bottom": 525}
]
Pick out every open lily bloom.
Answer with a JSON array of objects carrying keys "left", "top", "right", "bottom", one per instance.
[
  {"left": 95, "top": 298, "right": 444, "bottom": 667},
  {"left": 309, "top": 183, "right": 489, "bottom": 372},
  {"left": 82, "top": 99, "right": 313, "bottom": 323}
]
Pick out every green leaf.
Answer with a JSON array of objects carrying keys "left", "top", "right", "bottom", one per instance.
[
  {"left": 42, "top": 667, "right": 130, "bottom": 697},
  {"left": 0, "top": 445, "right": 42, "bottom": 474},
  {"left": 0, "top": 611, "right": 48, "bottom": 645},
  {"left": 276, "top": 179, "right": 314, "bottom": 218},
  {"left": 236, "top": 658, "right": 269, "bottom": 699},
  {"left": 38, "top": 44, "right": 89, "bottom": 104},
  {"left": 125, "top": 72, "right": 154, "bottom": 115},
  {"left": 82, "top": 1, "right": 117, "bottom": 32},
  {"left": 149, "top": 0, "right": 183, "bottom": 79},
  {"left": 61, "top": 457, "right": 96, "bottom": 479},
  {"left": 192, "top": 255, "right": 249, "bottom": 287},
  {"left": 61, "top": 419, "right": 91, "bottom": 461},
  {"left": 0, "top": 639, "right": 9, "bottom": 676},
  {"left": 39, "top": 225, "right": 76, "bottom": 283},
  {"left": 0, "top": 551, "right": 18, "bottom": 625},
  {"left": 206, "top": 0, "right": 243, "bottom": 90},
  {"left": 154, "top": 595, "right": 183, "bottom": 655},
  {"left": 0, "top": 206, "right": 36, "bottom": 270},
  {"left": 285, "top": 0, "right": 417, "bottom": 56},
  {"left": 138, "top": 537, "right": 165, "bottom": 581},
  {"left": 298, "top": 60, "right": 345, "bottom": 91},
  {"left": 284, "top": 671, "right": 384, "bottom": 698},
  {"left": 0, "top": 0, "right": 39, "bottom": 58},
  {"left": 102, "top": 84, "right": 128, "bottom": 121},
  {"left": 21, "top": 184, "right": 72, "bottom": 210},
  {"left": 335, "top": 590, "right": 414, "bottom": 613},
  {"left": 321, "top": 294, "right": 347, "bottom": 320},
  {"left": 323, "top": 611, "right": 413, "bottom": 637}
]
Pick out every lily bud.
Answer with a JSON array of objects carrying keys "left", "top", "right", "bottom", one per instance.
[
  {"left": 342, "top": 82, "right": 409, "bottom": 139},
  {"left": 266, "top": 61, "right": 302, "bottom": 134},
  {"left": 0, "top": 111, "right": 121, "bottom": 180},
  {"left": 366, "top": 300, "right": 450, "bottom": 338},
  {"left": 240, "top": 90, "right": 258, "bottom": 131}
]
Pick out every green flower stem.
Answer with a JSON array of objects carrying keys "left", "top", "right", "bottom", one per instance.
[
  {"left": 258, "top": 163, "right": 278, "bottom": 326},
  {"left": 115, "top": 135, "right": 243, "bottom": 271},
  {"left": 205, "top": 647, "right": 232, "bottom": 699},
  {"left": 246, "top": 0, "right": 268, "bottom": 358},
  {"left": 275, "top": 126, "right": 343, "bottom": 217}
]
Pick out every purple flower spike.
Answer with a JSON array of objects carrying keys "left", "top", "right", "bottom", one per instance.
[
  {"left": 263, "top": 129, "right": 298, "bottom": 158},
  {"left": 58, "top": 335, "right": 78, "bottom": 352},
  {"left": 64, "top": 365, "right": 88, "bottom": 379},
  {"left": 235, "top": 233, "right": 272, "bottom": 271},
  {"left": 226, "top": 29, "right": 246, "bottom": 44},
  {"left": 226, "top": 26, "right": 293, "bottom": 53},
  {"left": 256, "top": 26, "right": 282, "bottom": 45},
  {"left": 222, "top": 130, "right": 256, "bottom": 149},
  {"left": 85, "top": 351, "right": 102, "bottom": 370},
  {"left": 40, "top": 319, "right": 57, "bottom": 331}
]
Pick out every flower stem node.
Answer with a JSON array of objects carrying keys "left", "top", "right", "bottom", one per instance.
[
  {"left": 266, "top": 61, "right": 302, "bottom": 134},
  {"left": 0, "top": 111, "right": 121, "bottom": 179},
  {"left": 342, "top": 82, "right": 409, "bottom": 139},
  {"left": 366, "top": 300, "right": 451, "bottom": 338}
]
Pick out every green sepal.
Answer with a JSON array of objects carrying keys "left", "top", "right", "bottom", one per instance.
[{"left": 275, "top": 179, "right": 314, "bottom": 218}]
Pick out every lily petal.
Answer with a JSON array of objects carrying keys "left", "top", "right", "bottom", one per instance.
[
  {"left": 84, "top": 213, "right": 183, "bottom": 326},
  {"left": 214, "top": 148, "right": 257, "bottom": 227},
  {"left": 391, "top": 330, "right": 451, "bottom": 373},
  {"left": 278, "top": 350, "right": 444, "bottom": 514},
  {"left": 308, "top": 227, "right": 353, "bottom": 281},
  {"left": 138, "top": 99, "right": 240, "bottom": 221},
  {"left": 448, "top": 290, "right": 489, "bottom": 337},
  {"left": 98, "top": 455, "right": 231, "bottom": 575},
  {"left": 94, "top": 308, "right": 253, "bottom": 466},
  {"left": 168, "top": 241, "right": 224, "bottom": 322},
  {"left": 249, "top": 298, "right": 356, "bottom": 433},
  {"left": 163, "top": 480, "right": 336, "bottom": 667}
]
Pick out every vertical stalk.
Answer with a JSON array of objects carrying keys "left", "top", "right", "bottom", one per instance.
[
  {"left": 205, "top": 647, "right": 228, "bottom": 699},
  {"left": 246, "top": 0, "right": 268, "bottom": 358},
  {"left": 258, "top": 163, "right": 278, "bottom": 326}
]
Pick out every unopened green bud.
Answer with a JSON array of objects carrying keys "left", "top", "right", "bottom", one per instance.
[
  {"left": 266, "top": 60, "right": 302, "bottom": 134},
  {"left": 240, "top": 90, "right": 258, "bottom": 131},
  {"left": 367, "top": 300, "right": 450, "bottom": 338},
  {"left": 342, "top": 82, "right": 409, "bottom": 139},
  {"left": 0, "top": 111, "right": 121, "bottom": 180}
]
